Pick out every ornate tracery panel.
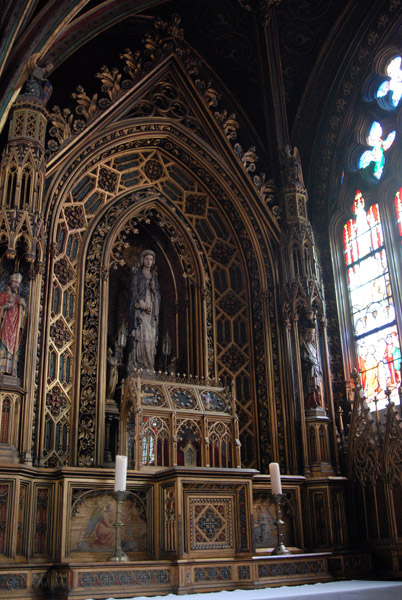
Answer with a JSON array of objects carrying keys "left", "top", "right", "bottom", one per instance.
[
  {"left": 176, "top": 418, "right": 202, "bottom": 466},
  {"left": 142, "top": 416, "right": 170, "bottom": 467},
  {"left": 78, "top": 149, "right": 255, "bottom": 467},
  {"left": 45, "top": 120, "right": 278, "bottom": 470}
]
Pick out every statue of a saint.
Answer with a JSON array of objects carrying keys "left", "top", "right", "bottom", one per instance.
[
  {"left": 21, "top": 59, "right": 54, "bottom": 105},
  {"left": 281, "top": 144, "right": 304, "bottom": 187},
  {"left": 106, "top": 347, "right": 119, "bottom": 399},
  {"left": 0, "top": 273, "right": 27, "bottom": 377},
  {"left": 301, "top": 327, "right": 322, "bottom": 410},
  {"left": 128, "top": 250, "right": 160, "bottom": 371}
]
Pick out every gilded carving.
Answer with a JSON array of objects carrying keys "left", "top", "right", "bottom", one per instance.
[
  {"left": 46, "top": 384, "right": 69, "bottom": 419},
  {"left": 46, "top": 120, "right": 276, "bottom": 470},
  {"left": 49, "top": 319, "right": 71, "bottom": 349},
  {"left": 383, "top": 403, "right": 402, "bottom": 487},
  {"left": 185, "top": 194, "right": 207, "bottom": 217},
  {"left": 348, "top": 388, "right": 382, "bottom": 487},
  {"left": 162, "top": 485, "right": 176, "bottom": 552}
]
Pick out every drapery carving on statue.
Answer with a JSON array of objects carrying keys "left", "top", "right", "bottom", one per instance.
[
  {"left": 0, "top": 273, "right": 27, "bottom": 378},
  {"left": 128, "top": 250, "right": 161, "bottom": 372},
  {"left": 300, "top": 326, "right": 323, "bottom": 410},
  {"left": 281, "top": 145, "right": 305, "bottom": 187},
  {"left": 106, "top": 347, "right": 119, "bottom": 399},
  {"left": 20, "top": 56, "right": 54, "bottom": 105}
]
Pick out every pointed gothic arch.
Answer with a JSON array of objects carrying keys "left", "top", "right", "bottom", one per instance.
[{"left": 41, "top": 114, "right": 281, "bottom": 470}]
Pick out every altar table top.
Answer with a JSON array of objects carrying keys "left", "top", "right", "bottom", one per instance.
[{"left": 88, "top": 579, "right": 402, "bottom": 600}]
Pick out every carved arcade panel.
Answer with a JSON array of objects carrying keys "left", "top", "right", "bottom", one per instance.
[
  {"left": 44, "top": 137, "right": 264, "bottom": 469},
  {"left": 121, "top": 374, "right": 239, "bottom": 470}
]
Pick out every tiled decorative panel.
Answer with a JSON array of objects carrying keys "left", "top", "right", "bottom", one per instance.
[
  {"left": 189, "top": 496, "right": 234, "bottom": 551},
  {"left": 78, "top": 568, "right": 172, "bottom": 589}
]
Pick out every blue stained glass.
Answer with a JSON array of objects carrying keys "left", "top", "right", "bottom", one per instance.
[
  {"left": 358, "top": 121, "right": 396, "bottom": 179},
  {"left": 376, "top": 56, "right": 402, "bottom": 108}
]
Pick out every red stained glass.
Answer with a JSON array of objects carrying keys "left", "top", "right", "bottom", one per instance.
[
  {"left": 344, "top": 190, "right": 401, "bottom": 409},
  {"left": 395, "top": 188, "right": 402, "bottom": 238}
]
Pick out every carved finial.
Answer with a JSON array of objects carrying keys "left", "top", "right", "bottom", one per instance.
[
  {"left": 281, "top": 145, "right": 305, "bottom": 187},
  {"left": 350, "top": 367, "right": 361, "bottom": 388},
  {"left": 385, "top": 386, "right": 392, "bottom": 405}
]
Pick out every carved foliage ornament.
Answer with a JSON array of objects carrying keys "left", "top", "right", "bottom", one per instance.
[
  {"left": 383, "top": 403, "right": 402, "bottom": 488},
  {"left": 45, "top": 16, "right": 273, "bottom": 221},
  {"left": 348, "top": 395, "right": 381, "bottom": 487},
  {"left": 47, "top": 17, "right": 191, "bottom": 151}
]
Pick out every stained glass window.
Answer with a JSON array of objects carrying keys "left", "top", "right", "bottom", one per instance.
[
  {"left": 358, "top": 121, "right": 396, "bottom": 180},
  {"left": 376, "top": 56, "right": 402, "bottom": 109},
  {"left": 395, "top": 188, "right": 402, "bottom": 238},
  {"left": 343, "top": 190, "right": 400, "bottom": 409}
]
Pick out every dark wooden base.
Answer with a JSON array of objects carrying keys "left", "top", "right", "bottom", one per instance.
[{"left": 0, "top": 552, "right": 375, "bottom": 600}]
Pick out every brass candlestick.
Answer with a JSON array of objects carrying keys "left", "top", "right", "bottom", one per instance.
[
  {"left": 271, "top": 493, "right": 290, "bottom": 555},
  {"left": 108, "top": 490, "right": 129, "bottom": 562}
]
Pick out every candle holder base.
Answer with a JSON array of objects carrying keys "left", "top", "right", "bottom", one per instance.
[
  {"left": 271, "top": 493, "right": 290, "bottom": 556},
  {"left": 108, "top": 547, "right": 129, "bottom": 562},
  {"left": 107, "top": 490, "right": 130, "bottom": 563},
  {"left": 271, "top": 542, "right": 291, "bottom": 555}
]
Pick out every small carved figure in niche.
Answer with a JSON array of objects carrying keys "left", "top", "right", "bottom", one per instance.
[
  {"left": 301, "top": 326, "right": 322, "bottom": 410},
  {"left": 21, "top": 58, "right": 54, "bottom": 105},
  {"left": 128, "top": 249, "right": 160, "bottom": 371},
  {"left": 281, "top": 144, "right": 304, "bottom": 187},
  {"left": 106, "top": 347, "right": 119, "bottom": 399},
  {"left": 0, "top": 273, "right": 27, "bottom": 377},
  {"left": 168, "top": 355, "right": 177, "bottom": 374}
]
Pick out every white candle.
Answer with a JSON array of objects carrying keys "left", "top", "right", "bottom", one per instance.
[
  {"left": 114, "top": 455, "right": 127, "bottom": 491},
  {"left": 269, "top": 462, "right": 282, "bottom": 495}
]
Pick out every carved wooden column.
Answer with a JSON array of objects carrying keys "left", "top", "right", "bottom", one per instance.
[
  {"left": 35, "top": 242, "right": 55, "bottom": 466},
  {"left": 278, "top": 146, "right": 335, "bottom": 476},
  {"left": 319, "top": 316, "right": 341, "bottom": 475},
  {"left": 292, "top": 314, "right": 311, "bottom": 476},
  {"left": 0, "top": 79, "right": 49, "bottom": 464},
  {"left": 282, "top": 314, "right": 299, "bottom": 473}
]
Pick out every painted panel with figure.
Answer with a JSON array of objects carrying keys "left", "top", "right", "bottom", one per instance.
[
  {"left": 69, "top": 490, "right": 148, "bottom": 556},
  {"left": 253, "top": 495, "right": 293, "bottom": 550}
]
